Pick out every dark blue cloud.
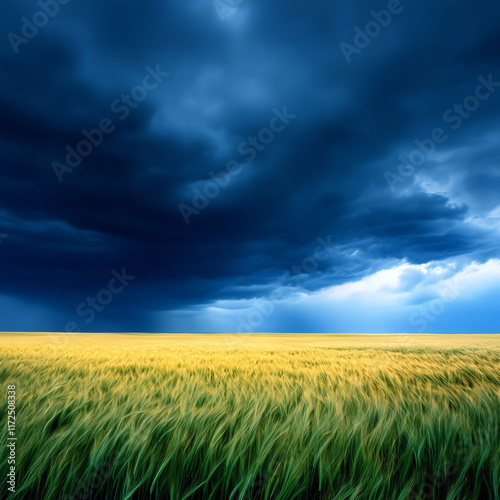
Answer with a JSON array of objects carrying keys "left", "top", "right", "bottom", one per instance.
[{"left": 1, "top": 0, "right": 500, "bottom": 332}]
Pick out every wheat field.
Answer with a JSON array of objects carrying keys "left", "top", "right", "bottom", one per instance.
[{"left": 0, "top": 333, "right": 499, "bottom": 500}]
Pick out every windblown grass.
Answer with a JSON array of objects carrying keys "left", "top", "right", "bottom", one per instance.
[{"left": 0, "top": 334, "right": 499, "bottom": 500}]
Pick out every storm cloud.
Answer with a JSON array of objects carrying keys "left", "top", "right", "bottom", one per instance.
[{"left": 1, "top": 0, "right": 500, "bottom": 332}]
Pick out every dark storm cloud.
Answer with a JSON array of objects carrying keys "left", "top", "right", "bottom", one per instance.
[{"left": 1, "top": 0, "right": 500, "bottom": 332}]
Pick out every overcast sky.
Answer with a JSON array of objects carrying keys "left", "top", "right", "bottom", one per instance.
[{"left": 1, "top": 0, "right": 500, "bottom": 333}]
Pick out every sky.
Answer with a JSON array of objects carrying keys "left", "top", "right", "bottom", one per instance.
[{"left": 1, "top": 0, "right": 500, "bottom": 334}]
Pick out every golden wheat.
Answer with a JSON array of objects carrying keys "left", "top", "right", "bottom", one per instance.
[{"left": 0, "top": 334, "right": 499, "bottom": 500}]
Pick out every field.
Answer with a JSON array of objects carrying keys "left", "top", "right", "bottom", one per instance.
[{"left": 1, "top": 333, "right": 499, "bottom": 500}]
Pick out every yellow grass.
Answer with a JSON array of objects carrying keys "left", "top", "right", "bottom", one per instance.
[{"left": 1, "top": 333, "right": 499, "bottom": 499}]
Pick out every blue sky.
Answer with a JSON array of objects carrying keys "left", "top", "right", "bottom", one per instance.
[{"left": 1, "top": 0, "right": 500, "bottom": 333}]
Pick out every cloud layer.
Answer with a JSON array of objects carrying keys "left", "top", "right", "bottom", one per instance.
[{"left": 1, "top": 0, "right": 500, "bottom": 332}]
